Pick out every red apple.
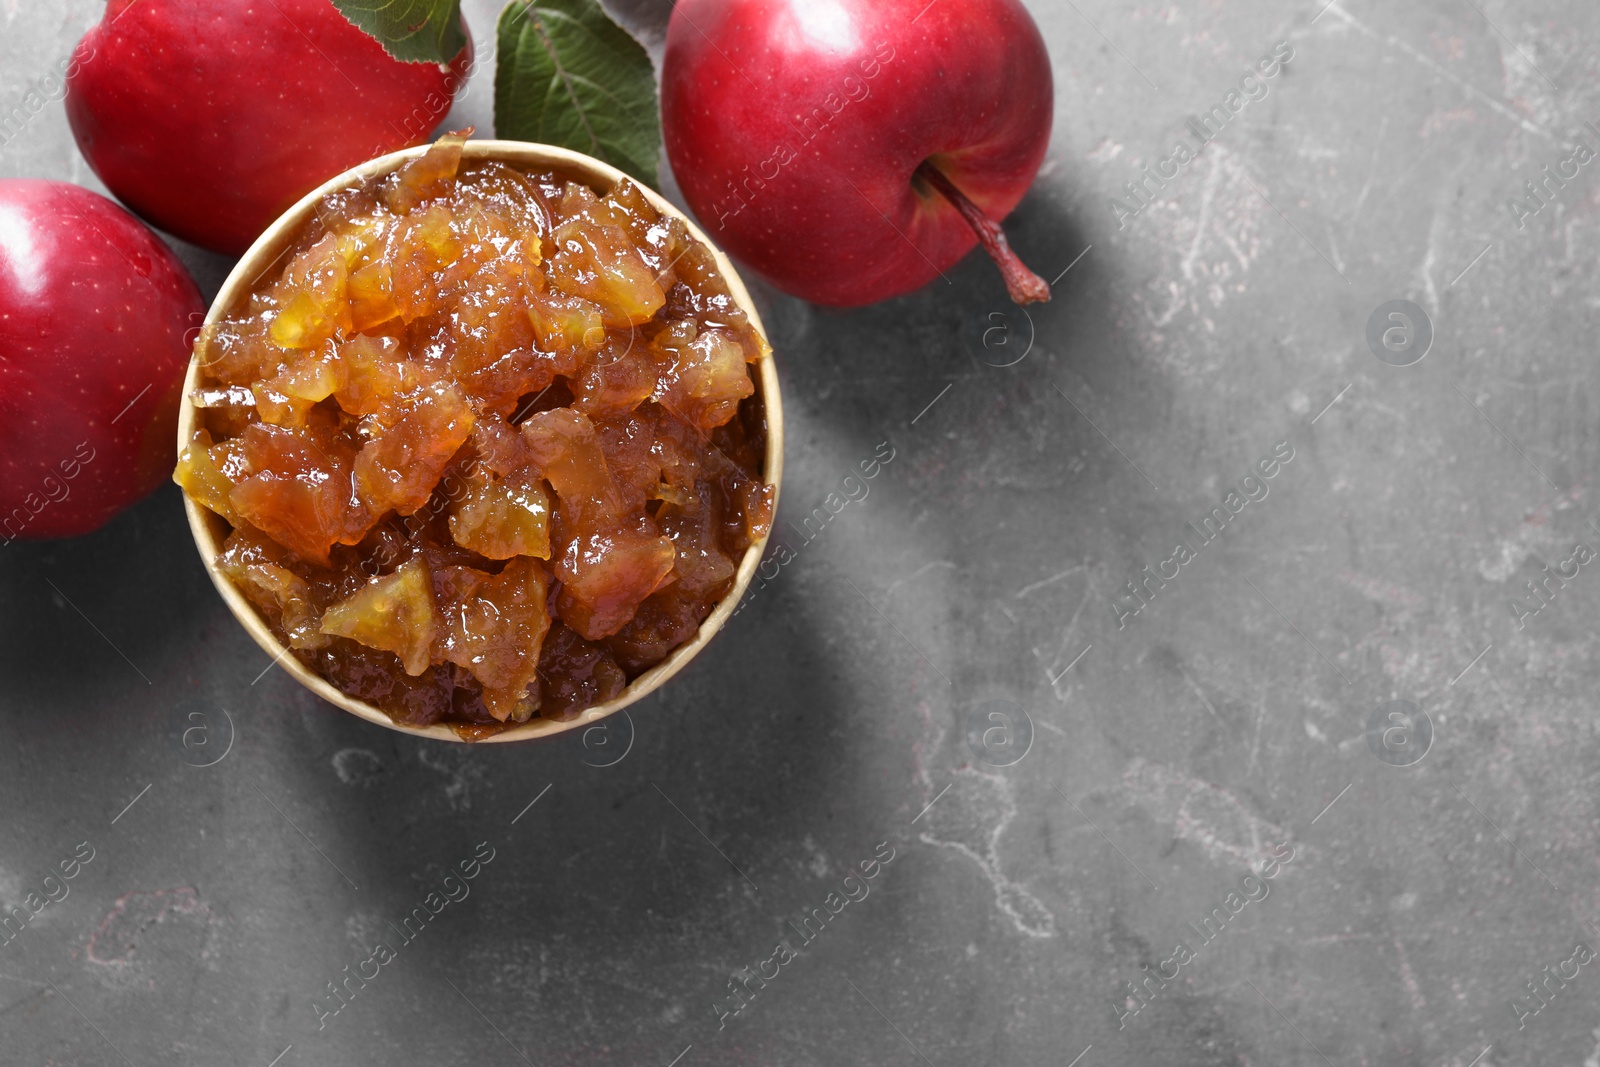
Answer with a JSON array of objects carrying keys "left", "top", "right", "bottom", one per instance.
[
  {"left": 0, "top": 180, "right": 203, "bottom": 541},
  {"left": 662, "top": 0, "right": 1053, "bottom": 307},
  {"left": 65, "top": 0, "right": 473, "bottom": 256}
]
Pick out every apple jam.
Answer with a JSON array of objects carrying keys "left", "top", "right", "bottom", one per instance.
[{"left": 175, "top": 133, "right": 774, "bottom": 733}]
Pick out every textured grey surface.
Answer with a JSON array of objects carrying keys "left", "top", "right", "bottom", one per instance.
[{"left": 3, "top": 0, "right": 1599, "bottom": 1065}]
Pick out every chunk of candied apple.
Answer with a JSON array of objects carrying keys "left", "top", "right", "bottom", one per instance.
[
  {"left": 467, "top": 416, "right": 531, "bottom": 477},
  {"left": 269, "top": 234, "right": 352, "bottom": 349},
  {"left": 331, "top": 214, "right": 388, "bottom": 268},
  {"left": 354, "top": 380, "right": 476, "bottom": 516},
  {"left": 546, "top": 218, "right": 665, "bottom": 327},
  {"left": 595, "top": 408, "right": 661, "bottom": 514},
  {"left": 385, "top": 129, "right": 470, "bottom": 215},
  {"left": 228, "top": 422, "right": 371, "bottom": 567},
  {"left": 598, "top": 180, "right": 670, "bottom": 264},
  {"left": 335, "top": 335, "right": 413, "bottom": 418},
  {"left": 347, "top": 260, "right": 400, "bottom": 332},
  {"left": 519, "top": 408, "right": 624, "bottom": 526},
  {"left": 556, "top": 181, "right": 601, "bottom": 215},
  {"left": 250, "top": 381, "right": 313, "bottom": 429},
  {"left": 656, "top": 487, "right": 736, "bottom": 599},
  {"left": 226, "top": 560, "right": 329, "bottom": 650},
  {"left": 445, "top": 270, "right": 549, "bottom": 412},
  {"left": 215, "top": 526, "right": 329, "bottom": 649},
  {"left": 196, "top": 317, "right": 285, "bottom": 388},
  {"left": 527, "top": 288, "right": 606, "bottom": 353},
  {"left": 436, "top": 558, "right": 551, "bottom": 721},
  {"left": 459, "top": 161, "right": 552, "bottom": 240},
  {"left": 654, "top": 325, "right": 754, "bottom": 432},
  {"left": 571, "top": 344, "right": 658, "bottom": 419},
  {"left": 554, "top": 525, "right": 676, "bottom": 640},
  {"left": 309, "top": 185, "right": 386, "bottom": 247},
  {"left": 267, "top": 295, "right": 318, "bottom": 350},
  {"left": 736, "top": 481, "right": 776, "bottom": 544},
  {"left": 275, "top": 342, "right": 348, "bottom": 402},
  {"left": 174, "top": 428, "right": 243, "bottom": 525},
  {"left": 251, "top": 343, "right": 347, "bottom": 428},
  {"left": 390, "top": 204, "right": 463, "bottom": 322},
  {"left": 319, "top": 558, "right": 437, "bottom": 676},
  {"left": 448, "top": 466, "right": 551, "bottom": 560},
  {"left": 659, "top": 224, "right": 750, "bottom": 327}
]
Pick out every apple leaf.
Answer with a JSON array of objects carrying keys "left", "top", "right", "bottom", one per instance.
[
  {"left": 330, "top": 0, "right": 468, "bottom": 65},
  {"left": 495, "top": 0, "right": 660, "bottom": 188}
]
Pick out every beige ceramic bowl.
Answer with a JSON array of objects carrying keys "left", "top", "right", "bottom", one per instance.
[{"left": 177, "top": 140, "right": 783, "bottom": 743}]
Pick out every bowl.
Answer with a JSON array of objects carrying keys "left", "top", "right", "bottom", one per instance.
[{"left": 177, "top": 140, "right": 783, "bottom": 743}]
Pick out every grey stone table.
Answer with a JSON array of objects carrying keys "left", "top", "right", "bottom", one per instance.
[{"left": 3, "top": 0, "right": 1597, "bottom": 1064}]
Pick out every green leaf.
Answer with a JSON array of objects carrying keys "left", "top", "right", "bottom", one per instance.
[
  {"left": 494, "top": 0, "right": 661, "bottom": 188},
  {"left": 331, "top": 0, "right": 468, "bottom": 65}
]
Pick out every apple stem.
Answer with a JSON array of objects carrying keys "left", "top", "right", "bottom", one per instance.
[{"left": 915, "top": 161, "right": 1050, "bottom": 305}]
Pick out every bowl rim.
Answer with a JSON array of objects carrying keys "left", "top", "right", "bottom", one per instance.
[{"left": 176, "top": 138, "right": 784, "bottom": 744}]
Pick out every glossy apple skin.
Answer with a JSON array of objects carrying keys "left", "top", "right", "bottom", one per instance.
[
  {"left": 65, "top": 0, "right": 473, "bottom": 255},
  {"left": 662, "top": 0, "right": 1052, "bottom": 307},
  {"left": 0, "top": 180, "right": 204, "bottom": 541}
]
